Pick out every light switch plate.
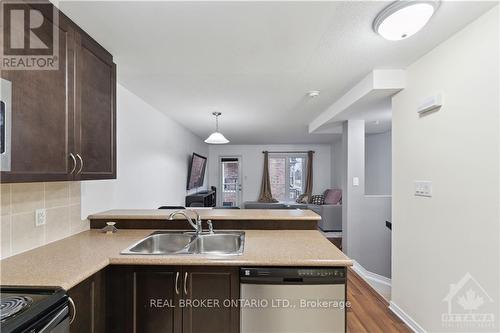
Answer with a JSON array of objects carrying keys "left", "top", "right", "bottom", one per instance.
[
  {"left": 414, "top": 181, "right": 432, "bottom": 197},
  {"left": 353, "top": 177, "right": 359, "bottom": 186},
  {"left": 35, "top": 208, "right": 46, "bottom": 226}
]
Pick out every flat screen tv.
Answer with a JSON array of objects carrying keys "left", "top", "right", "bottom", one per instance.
[{"left": 187, "top": 153, "right": 207, "bottom": 190}]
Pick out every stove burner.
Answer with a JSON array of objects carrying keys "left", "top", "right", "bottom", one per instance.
[{"left": 0, "top": 296, "right": 33, "bottom": 321}]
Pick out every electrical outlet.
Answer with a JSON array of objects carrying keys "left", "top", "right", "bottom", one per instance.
[
  {"left": 35, "top": 208, "right": 46, "bottom": 226},
  {"left": 414, "top": 181, "right": 432, "bottom": 197}
]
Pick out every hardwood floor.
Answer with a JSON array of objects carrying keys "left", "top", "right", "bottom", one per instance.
[{"left": 347, "top": 268, "right": 411, "bottom": 333}]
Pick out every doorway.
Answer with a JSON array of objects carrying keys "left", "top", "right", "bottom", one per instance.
[{"left": 219, "top": 156, "right": 242, "bottom": 207}]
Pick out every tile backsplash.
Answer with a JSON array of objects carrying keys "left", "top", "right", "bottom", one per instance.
[{"left": 0, "top": 182, "right": 89, "bottom": 259}]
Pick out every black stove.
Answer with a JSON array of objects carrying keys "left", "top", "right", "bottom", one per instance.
[
  {"left": 0, "top": 286, "right": 69, "bottom": 333},
  {"left": 1, "top": 296, "right": 34, "bottom": 321}
]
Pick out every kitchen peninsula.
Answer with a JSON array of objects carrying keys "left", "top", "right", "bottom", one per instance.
[{"left": 1, "top": 209, "right": 352, "bottom": 332}]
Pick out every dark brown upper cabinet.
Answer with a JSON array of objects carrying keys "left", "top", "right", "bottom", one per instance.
[
  {"left": 0, "top": 3, "right": 116, "bottom": 183},
  {"left": 0, "top": 4, "right": 76, "bottom": 183},
  {"left": 74, "top": 29, "right": 116, "bottom": 180}
]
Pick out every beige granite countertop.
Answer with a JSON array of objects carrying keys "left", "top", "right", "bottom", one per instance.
[
  {"left": 88, "top": 209, "right": 321, "bottom": 221},
  {"left": 0, "top": 229, "right": 351, "bottom": 290}
]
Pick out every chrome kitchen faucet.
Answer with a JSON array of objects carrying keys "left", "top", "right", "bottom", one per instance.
[{"left": 168, "top": 209, "right": 203, "bottom": 235}]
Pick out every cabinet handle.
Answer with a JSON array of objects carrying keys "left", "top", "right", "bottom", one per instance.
[
  {"left": 69, "top": 153, "right": 77, "bottom": 174},
  {"left": 183, "top": 272, "right": 188, "bottom": 295},
  {"left": 76, "top": 153, "right": 84, "bottom": 174},
  {"left": 175, "top": 271, "right": 180, "bottom": 295},
  {"left": 68, "top": 296, "right": 76, "bottom": 325}
]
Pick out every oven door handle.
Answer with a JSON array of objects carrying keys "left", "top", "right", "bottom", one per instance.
[
  {"left": 68, "top": 296, "right": 76, "bottom": 324},
  {"left": 39, "top": 306, "right": 69, "bottom": 333}
]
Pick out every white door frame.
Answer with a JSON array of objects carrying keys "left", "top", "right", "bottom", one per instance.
[{"left": 218, "top": 155, "right": 243, "bottom": 207}]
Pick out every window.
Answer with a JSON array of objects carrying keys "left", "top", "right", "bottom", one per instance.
[{"left": 269, "top": 154, "right": 307, "bottom": 202}]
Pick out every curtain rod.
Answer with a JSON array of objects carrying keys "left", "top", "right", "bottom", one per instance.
[{"left": 262, "top": 151, "right": 315, "bottom": 154}]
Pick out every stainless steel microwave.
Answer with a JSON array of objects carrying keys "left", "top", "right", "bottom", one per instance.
[{"left": 0, "top": 78, "right": 12, "bottom": 172}]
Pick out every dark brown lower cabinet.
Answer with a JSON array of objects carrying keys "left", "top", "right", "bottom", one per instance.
[
  {"left": 135, "top": 268, "right": 182, "bottom": 333},
  {"left": 106, "top": 265, "right": 239, "bottom": 333},
  {"left": 105, "top": 266, "right": 181, "bottom": 333},
  {"left": 67, "top": 269, "right": 106, "bottom": 333},
  {"left": 182, "top": 266, "right": 239, "bottom": 333}
]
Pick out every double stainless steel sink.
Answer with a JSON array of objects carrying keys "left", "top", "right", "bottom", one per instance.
[{"left": 121, "top": 231, "right": 245, "bottom": 255}]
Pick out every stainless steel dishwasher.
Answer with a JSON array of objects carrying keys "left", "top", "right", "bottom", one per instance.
[{"left": 240, "top": 267, "right": 347, "bottom": 333}]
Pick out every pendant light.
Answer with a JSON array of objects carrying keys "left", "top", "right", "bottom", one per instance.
[
  {"left": 205, "top": 112, "right": 229, "bottom": 144},
  {"left": 373, "top": 0, "right": 440, "bottom": 41}
]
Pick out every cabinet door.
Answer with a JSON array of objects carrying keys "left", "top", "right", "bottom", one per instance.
[
  {"left": 182, "top": 266, "right": 239, "bottom": 333},
  {"left": 0, "top": 4, "right": 76, "bottom": 182},
  {"left": 74, "top": 30, "right": 116, "bottom": 180},
  {"left": 134, "top": 268, "right": 182, "bottom": 333},
  {"left": 67, "top": 269, "right": 106, "bottom": 333},
  {"left": 107, "top": 266, "right": 182, "bottom": 333}
]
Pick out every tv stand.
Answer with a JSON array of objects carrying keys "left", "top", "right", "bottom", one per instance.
[{"left": 185, "top": 190, "right": 216, "bottom": 208}]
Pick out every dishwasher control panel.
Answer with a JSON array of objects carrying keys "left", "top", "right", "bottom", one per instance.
[
  {"left": 297, "top": 269, "right": 344, "bottom": 278},
  {"left": 240, "top": 267, "right": 346, "bottom": 284}
]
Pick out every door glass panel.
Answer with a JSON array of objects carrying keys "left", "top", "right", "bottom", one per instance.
[{"left": 222, "top": 160, "right": 239, "bottom": 207}]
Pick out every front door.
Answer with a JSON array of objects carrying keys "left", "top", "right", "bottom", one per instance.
[{"left": 219, "top": 157, "right": 242, "bottom": 207}]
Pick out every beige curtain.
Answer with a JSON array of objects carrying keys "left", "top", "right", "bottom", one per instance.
[
  {"left": 304, "top": 150, "right": 314, "bottom": 200},
  {"left": 258, "top": 151, "right": 278, "bottom": 203}
]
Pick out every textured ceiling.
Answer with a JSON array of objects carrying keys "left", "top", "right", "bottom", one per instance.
[{"left": 60, "top": 1, "right": 496, "bottom": 144}]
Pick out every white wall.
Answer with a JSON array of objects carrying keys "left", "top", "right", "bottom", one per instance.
[
  {"left": 365, "top": 131, "right": 391, "bottom": 195},
  {"left": 207, "top": 144, "right": 331, "bottom": 204},
  {"left": 331, "top": 139, "right": 343, "bottom": 189},
  {"left": 81, "top": 84, "right": 208, "bottom": 217},
  {"left": 392, "top": 6, "right": 499, "bottom": 331}
]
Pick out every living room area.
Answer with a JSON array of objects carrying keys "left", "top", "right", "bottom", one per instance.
[
  {"left": 206, "top": 126, "right": 391, "bottom": 240},
  {"left": 207, "top": 144, "right": 336, "bottom": 216},
  {"left": 206, "top": 143, "right": 344, "bottom": 251}
]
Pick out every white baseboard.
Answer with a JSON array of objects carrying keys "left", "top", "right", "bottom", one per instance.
[
  {"left": 389, "top": 301, "right": 426, "bottom": 333},
  {"left": 351, "top": 261, "right": 425, "bottom": 332},
  {"left": 352, "top": 260, "right": 391, "bottom": 286}
]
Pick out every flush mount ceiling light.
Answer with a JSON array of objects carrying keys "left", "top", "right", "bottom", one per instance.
[
  {"left": 205, "top": 112, "right": 229, "bottom": 144},
  {"left": 373, "top": 0, "right": 440, "bottom": 41}
]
